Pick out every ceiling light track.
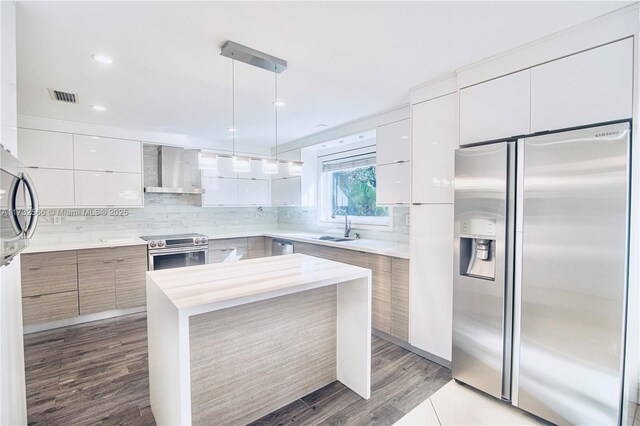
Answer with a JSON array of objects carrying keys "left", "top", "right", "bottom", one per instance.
[{"left": 220, "top": 41, "right": 287, "bottom": 73}]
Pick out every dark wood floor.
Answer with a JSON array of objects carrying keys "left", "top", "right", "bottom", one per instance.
[{"left": 24, "top": 313, "right": 451, "bottom": 426}]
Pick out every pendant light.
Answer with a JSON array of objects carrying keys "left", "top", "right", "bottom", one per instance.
[
  {"left": 230, "top": 58, "right": 250, "bottom": 173},
  {"left": 262, "top": 66, "right": 280, "bottom": 175}
]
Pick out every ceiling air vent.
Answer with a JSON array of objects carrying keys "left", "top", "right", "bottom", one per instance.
[{"left": 48, "top": 89, "right": 77, "bottom": 104}]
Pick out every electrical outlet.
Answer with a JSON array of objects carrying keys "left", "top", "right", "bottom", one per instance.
[
  {"left": 405, "top": 214, "right": 410, "bottom": 226},
  {"left": 53, "top": 216, "right": 62, "bottom": 225}
]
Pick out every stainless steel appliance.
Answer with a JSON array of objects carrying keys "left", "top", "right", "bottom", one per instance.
[
  {"left": 141, "top": 233, "right": 209, "bottom": 270},
  {"left": 271, "top": 239, "right": 293, "bottom": 256},
  {"left": 1, "top": 145, "right": 39, "bottom": 266},
  {"left": 452, "top": 122, "right": 630, "bottom": 425},
  {"left": 144, "top": 145, "right": 205, "bottom": 194}
]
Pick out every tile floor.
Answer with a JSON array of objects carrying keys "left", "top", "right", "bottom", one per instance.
[{"left": 395, "top": 380, "right": 544, "bottom": 426}]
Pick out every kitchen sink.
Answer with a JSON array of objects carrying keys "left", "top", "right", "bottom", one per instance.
[{"left": 316, "top": 236, "right": 353, "bottom": 242}]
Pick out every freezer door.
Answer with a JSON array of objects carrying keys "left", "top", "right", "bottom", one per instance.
[
  {"left": 452, "top": 142, "right": 515, "bottom": 400},
  {"left": 517, "top": 123, "right": 629, "bottom": 425}
]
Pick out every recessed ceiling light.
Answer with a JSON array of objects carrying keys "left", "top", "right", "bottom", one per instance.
[
  {"left": 91, "top": 105, "right": 106, "bottom": 111},
  {"left": 400, "top": 135, "right": 409, "bottom": 140},
  {"left": 227, "top": 127, "right": 237, "bottom": 133},
  {"left": 315, "top": 123, "right": 328, "bottom": 128},
  {"left": 272, "top": 99, "right": 286, "bottom": 107},
  {"left": 359, "top": 135, "right": 365, "bottom": 139},
  {"left": 91, "top": 54, "right": 114, "bottom": 64},
  {"left": 321, "top": 144, "right": 327, "bottom": 148},
  {"left": 339, "top": 140, "right": 344, "bottom": 144}
]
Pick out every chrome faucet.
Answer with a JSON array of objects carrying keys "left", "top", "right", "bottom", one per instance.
[{"left": 332, "top": 208, "right": 351, "bottom": 238}]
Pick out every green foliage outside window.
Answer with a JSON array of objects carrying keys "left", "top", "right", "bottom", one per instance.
[{"left": 331, "top": 166, "right": 389, "bottom": 217}]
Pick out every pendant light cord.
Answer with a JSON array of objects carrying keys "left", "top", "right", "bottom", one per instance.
[
  {"left": 232, "top": 58, "right": 236, "bottom": 156},
  {"left": 274, "top": 66, "right": 278, "bottom": 161}
]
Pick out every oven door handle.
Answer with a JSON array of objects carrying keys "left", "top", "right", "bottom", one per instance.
[{"left": 148, "top": 246, "right": 208, "bottom": 256}]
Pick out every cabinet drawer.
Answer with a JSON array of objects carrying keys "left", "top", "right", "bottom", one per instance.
[
  {"left": 208, "top": 238, "right": 248, "bottom": 263},
  {"left": 22, "top": 291, "right": 79, "bottom": 325},
  {"left": 391, "top": 258, "right": 410, "bottom": 341},
  {"left": 372, "top": 297, "right": 391, "bottom": 334},
  {"left": 21, "top": 264, "right": 78, "bottom": 297}
]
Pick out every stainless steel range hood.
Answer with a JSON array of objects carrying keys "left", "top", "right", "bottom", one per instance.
[{"left": 144, "top": 145, "right": 205, "bottom": 194}]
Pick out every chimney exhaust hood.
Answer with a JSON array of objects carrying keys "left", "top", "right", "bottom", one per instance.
[{"left": 144, "top": 145, "right": 205, "bottom": 194}]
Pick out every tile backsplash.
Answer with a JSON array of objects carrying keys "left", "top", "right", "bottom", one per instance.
[
  {"left": 32, "top": 195, "right": 279, "bottom": 244},
  {"left": 278, "top": 206, "right": 409, "bottom": 243}
]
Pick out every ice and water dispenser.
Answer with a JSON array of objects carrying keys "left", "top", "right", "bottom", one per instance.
[{"left": 459, "top": 218, "right": 496, "bottom": 280}]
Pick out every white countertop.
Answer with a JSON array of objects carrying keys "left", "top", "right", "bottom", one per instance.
[
  {"left": 23, "top": 237, "right": 147, "bottom": 254},
  {"left": 264, "top": 232, "right": 409, "bottom": 259},
  {"left": 147, "top": 253, "right": 371, "bottom": 313},
  {"left": 25, "top": 231, "right": 409, "bottom": 258}
]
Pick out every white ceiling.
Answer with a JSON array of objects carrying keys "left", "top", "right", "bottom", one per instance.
[{"left": 16, "top": 1, "right": 629, "bottom": 149}]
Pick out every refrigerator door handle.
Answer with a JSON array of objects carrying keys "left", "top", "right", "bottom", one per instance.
[
  {"left": 21, "top": 171, "right": 39, "bottom": 239},
  {"left": 7, "top": 175, "right": 24, "bottom": 235}
]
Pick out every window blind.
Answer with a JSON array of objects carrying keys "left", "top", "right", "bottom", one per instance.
[{"left": 322, "top": 152, "right": 376, "bottom": 172}]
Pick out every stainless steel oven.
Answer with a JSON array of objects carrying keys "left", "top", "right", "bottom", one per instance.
[{"left": 141, "top": 233, "right": 209, "bottom": 271}]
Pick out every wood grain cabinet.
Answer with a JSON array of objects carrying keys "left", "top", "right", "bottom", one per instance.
[
  {"left": 293, "top": 241, "right": 409, "bottom": 341},
  {"left": 208, "top": 238, "right": 248, "bottom": 263},
  {"left": 21, "top": 250, "right": 79, "bottom": 325},
  {"left": 78, "top": 245, "right": 146, "bottom": 315},
  {"left": 247, "top": 237, "right": 267, "bottom": 259}
]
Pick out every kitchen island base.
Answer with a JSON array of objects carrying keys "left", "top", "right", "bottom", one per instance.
[{"left": 147, "top": 254, "right": 371, "bottom": 425}]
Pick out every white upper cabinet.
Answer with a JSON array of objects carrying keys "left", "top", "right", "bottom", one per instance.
[
  {"left": 459, "top": 70, "right": 530, "bottom": 145},
  {"left": 73, "top": 135, "right": 142, "bottom": 173},
  {"left": 25, "top": 168, "right": 74, "bottom": 206},
  {"left": 17, "top": 129, "right": 73, "bottom": 169},
  {"left": 376, "top": 162, "right": 410, "bottom": 205},
  {"left": 531, "top": 38, "right": 633, "bottom": 132},
  {"left": 74, "top": 171, "right": 142, "bottom": 206},
  {"left": 202, "top": 177, "right": 238, "bottom": 206},
  {"left": 412, "top": 92, "right": 458, "bottom": 204},
  {"left": 202, "top": 156, "right": 237, "bottom": 179},
  {"left": 247, "top": 159, "right": 270, "bottom": 180},
  {"left": 238, "top": 179, "right": 270, "bottom": 205},
  {"left": 271, "top": 177, "right": 301, "bottom": 206},
  {"left": 376, "top": 119, "right": 410, "bottom": 165}
]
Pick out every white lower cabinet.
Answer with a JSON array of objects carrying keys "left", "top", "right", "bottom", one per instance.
[
  {"left": 271, "top": 177, "right": 301, "bottom": 205},
  {"left": 202, "top": 177, "right": 238, "bottom": 206},
  {"left": 238, "top": 179, "right": 270, "bottom": 205},
  {"left": 409, "top": 204, "right": 454, "bottom": 361},
  {"left": 74, "top": 171, "right": 143, "bottom": 206},
  {"left": 25, "top": 168, "right": 75, "bottom": 206},
  {"left": 376, "top": 162, "right": 410, "bottom": 205}
]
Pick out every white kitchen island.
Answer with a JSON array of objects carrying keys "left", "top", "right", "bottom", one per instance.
[{"left": 146, "top": 253, "right": 371, "bottom": 425}]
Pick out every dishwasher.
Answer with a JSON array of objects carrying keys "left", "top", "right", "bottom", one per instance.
[{"left": 271, "top": 239, "right": 293, "bottom": 256}]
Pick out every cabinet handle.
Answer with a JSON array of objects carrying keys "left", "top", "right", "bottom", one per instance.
[
  {"left": 115, "top": 259, "right": 125, "bottom": 262},
  {"left": 29, "top": 295, "right": 42, "bottom": 299},
  {"left": 394, "top": 160, "right": 406, "bottom": 164},
  {"left": 28, "top": 266, "right": 41, "bottom": 270},
  {"left": 103, "top": 260, "right": 113, "bottom": 263}
]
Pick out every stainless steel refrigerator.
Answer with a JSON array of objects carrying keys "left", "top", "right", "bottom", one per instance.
[{"left": 452, "top": 122, "right": 630, "bottom": 425}]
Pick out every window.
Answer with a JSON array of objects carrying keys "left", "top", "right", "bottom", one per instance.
[{"left": 319, "top": 151, "right": 389, "bottom": 226}]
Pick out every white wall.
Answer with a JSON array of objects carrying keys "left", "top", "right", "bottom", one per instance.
[{"left": 1, "top": 1, "right": 28, "bottom": 424}]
